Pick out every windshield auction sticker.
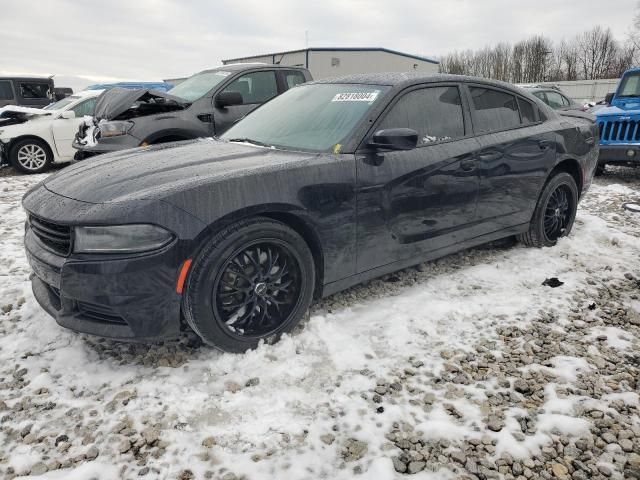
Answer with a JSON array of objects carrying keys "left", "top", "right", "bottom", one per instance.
[{"left": 332, "top": 91, "right": 379, "bottom": 102}]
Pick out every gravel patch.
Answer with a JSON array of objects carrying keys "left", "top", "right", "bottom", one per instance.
[{"left": 0, "top": 167, "right": 639, "bottom": 479}]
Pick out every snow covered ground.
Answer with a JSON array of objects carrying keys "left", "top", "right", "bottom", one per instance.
[{"left": 0, "top": 167, "right": 639, "bottom": 480}]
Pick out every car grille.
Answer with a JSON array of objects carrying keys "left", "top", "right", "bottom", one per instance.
[
  {"left": 598, "top": 119, "right": 640, "bottom": 144},
  {"left": 29, "top": 216, "right": 72, "bottom": 256},
  {"left": 76, "top": 301, "right": 128, "bottom": 325}
]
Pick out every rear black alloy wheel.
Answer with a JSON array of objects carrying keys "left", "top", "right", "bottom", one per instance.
[
  {"left": 183, "top": 218, "right": 315, "bottom": 352},
  {"left": 543, "top": 184, "right": 572, "bottom": 242},
  {"left": 518, "top": 172, "right": 578, "bottom": 247}
]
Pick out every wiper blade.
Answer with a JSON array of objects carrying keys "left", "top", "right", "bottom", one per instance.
[{"left": 226, "top": 137, "right": 272, "bottom": 148}]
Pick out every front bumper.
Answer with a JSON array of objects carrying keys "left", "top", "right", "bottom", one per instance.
[
  {"left": 73, "top": 133, "right": 142, "bottom": 156},
  {"left": 0, "top": 139, "right": 8, "bottom": 165},
  {"left": 25, "top": 224, "right": 184, "bottom": 341},
  {"left": 598, "top": 144, "right": 640, "bottom": 164}
]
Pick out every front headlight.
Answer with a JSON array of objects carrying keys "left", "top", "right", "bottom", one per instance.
[
  {"left": 74, "top": 224, "right": 174, "bottom": 253},
  {"left": 99, "top": 121, "right": 133, "bottom": 138}
]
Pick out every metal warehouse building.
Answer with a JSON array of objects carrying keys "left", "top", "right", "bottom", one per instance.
[{"left": 221, "top": 47, "right": 439, "bottom": 79}]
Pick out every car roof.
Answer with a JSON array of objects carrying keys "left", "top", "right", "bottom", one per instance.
[
  {"left": 0, "top": 76, "right": 53, "bottom": 82},
  {"left": 310, "top": 72, "right": 526, "bottom": 94},
  {"left": 74, "top": 89, "right": 104, "bottom": 98},
  {"left": 198, "top": 63, "right": 308, "bottom": 74}
]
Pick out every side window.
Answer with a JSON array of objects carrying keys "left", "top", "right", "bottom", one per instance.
[
  {"left": 72, "top": 98, "right": 97, "bottom": 117},
  {"left": 20, "top": 82, "right": 50, "bottom": 99},
  {"left": 544, "top": 91, "right": 564, "bottom": 109},
  {"left": 0, "top": 80, "right": 14, "bottom": 100},
  {"left": 469, "top": 87, "right": 520, "bottom": 133},
  {"left": 284, "top": 71, "right": 306, "bottom": 89},
  {"left": 532, "top": 91, "right": 547, "bottom": 105},
  {"left": 560, "top": 94, "right": 571, "bottom": 107},
  {"left": 517, "top": 98, "right": 537, "bottom": 124},
  {"left": 379, "top": 86, "right": 465, "bottom": 145},
  {"left": 222, "top": 71, "right": 278, "bottom": 105}
]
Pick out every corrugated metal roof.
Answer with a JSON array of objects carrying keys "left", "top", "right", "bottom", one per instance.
[{"left": 223, "top": 47, "right": 439, "bottom": 65}]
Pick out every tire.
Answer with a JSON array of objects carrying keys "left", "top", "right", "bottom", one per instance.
[
  {"left": 518, "top": 172, "right": 578, "bottom": 248},
  {"left": 594, "top": 164, "right": 605, "bottom": 177},
  {"left": 183, "top": 217, "right": 315, "bottom": 353},
  {"left": 10, "top": 138, "right": 52, "bottom": 174}
]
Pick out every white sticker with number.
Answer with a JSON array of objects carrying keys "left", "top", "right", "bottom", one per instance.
[{"left": 331, "top": 91, "right": 379, "bottom": 102}]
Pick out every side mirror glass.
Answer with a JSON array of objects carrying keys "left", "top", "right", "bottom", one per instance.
[
  {"left": 369, "top": 128, "right": 418, "bottom": 151},
  {"left": 215, "top": 91, "right": 243, "bottom": 108},
  {"left": 59, "top": 110, "right": 76, "bottom": 119},
  {"left": 604, "top": 92, "right": 614, "bottom": 104}
]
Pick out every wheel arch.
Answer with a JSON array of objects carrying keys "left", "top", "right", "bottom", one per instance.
[
  {"left": 7, "top": 134, "right": 55, "bottom": 160},
  {"left": 551, "top": 157, "right": 583, "bottom": 198},
  {"left": 144, "top": 129, "right": 197, "bottom": 145},
  {"left": 189, "top": 205, "right": 325, "bottom": 298}
]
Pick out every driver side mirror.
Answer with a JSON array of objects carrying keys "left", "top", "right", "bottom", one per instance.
[
  {"left": 604, "top": 92, "right": 614, "bottom": 104},
  {"left": 215, "top": 91, "right": 243, "bottom": 108},
  {"left": 369, "top": 128, "right": 418, "bottom": 151},
  {"left": 59, "top": 110, "right": 76, "bottom": 119}
]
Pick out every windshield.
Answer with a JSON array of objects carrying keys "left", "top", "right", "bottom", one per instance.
[
  {"left": 221, "top": 83, "right": 389, "bottom": 152},
  {"left": 167, "top": 71, "right": 231, "bottom": 102},
  {"left": 43, "top": 96, "right": 79, "bottom": 110},
  {"left": 618, "top": 72, "right": 640, "bottom": 98}
]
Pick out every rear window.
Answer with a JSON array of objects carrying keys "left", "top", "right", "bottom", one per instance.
[
  {"left": 517, "top": 98, "right": 537, "bottom": 124},
  {"left": 470, "top": 87, "right": 520, "bottom": 133},
  {"left": 284, "top": 71, "right": 307, "bottom": 89},
  {"left": 0, "top": 80, "right": 13, "bottom": 100},
  {"left": 19, "top": 82, "right": 50, "bottom": 99}
]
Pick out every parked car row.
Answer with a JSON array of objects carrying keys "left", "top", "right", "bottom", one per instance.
[
  {"left": 73, "top": 64, "right": 311, "bottom": 159},
  {"left": 22, "top": 72, "right": 599, "bottom": 352},
  {"left": 0, "top": 64, "right": 312, "bottom": 173}
]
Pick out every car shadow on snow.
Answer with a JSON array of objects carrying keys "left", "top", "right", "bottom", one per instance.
[{"left": 77, "top": 237, "right": 525, "bottom": 367}]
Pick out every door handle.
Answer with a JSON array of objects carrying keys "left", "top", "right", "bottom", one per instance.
[{"left": 460, "top": 159, "right": 476, "bottom": 172}]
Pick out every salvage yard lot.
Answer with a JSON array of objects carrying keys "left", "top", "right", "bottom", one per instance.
[{"left": 0, "top": 168, "right": 639, "bottom": 480}]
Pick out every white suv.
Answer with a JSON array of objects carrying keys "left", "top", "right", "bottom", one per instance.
[{"left": 0, "top": 89, "right": 102, "bottom": 173}]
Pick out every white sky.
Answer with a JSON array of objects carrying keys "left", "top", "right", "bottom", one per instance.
[{"left": 1, "top": 0, "right": 637, "bottom": 91}]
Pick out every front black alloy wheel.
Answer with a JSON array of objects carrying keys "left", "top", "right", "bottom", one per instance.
[
  {"left": 183, "top": 218, "right": 315, "bottom": 352},
  {"left": 214, "top": 241, "right": 301, "bottom": 337},
  {"left": 519, "top": 172, "right": 578, "bottom": 247}
]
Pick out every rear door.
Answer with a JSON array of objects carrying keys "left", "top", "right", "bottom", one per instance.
[
  {"left": 466, "top": 85, "right": 556, "bottom": 232},
  {"left": 17, "top": 80, "right": 52, "bottom": 108},
  {"left": 356, "top": 84, "right": 482, "bottom": 273},
  {"left": 213, "top": 70, "right": 279, "bottom": 135},
  {"left": 0, "top": 80, "right": 15, "bottom": 107}
]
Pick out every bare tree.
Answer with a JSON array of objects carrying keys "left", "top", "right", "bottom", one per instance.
[{"left": 576, "top": 26, "right": 620, "bottom": 79}]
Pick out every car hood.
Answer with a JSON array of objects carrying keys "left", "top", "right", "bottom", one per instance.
[
  {"left": 93, "top": 87, "right": 189, "bottom": 121},
  {"left": 43, "top": 138, "right": 319, "bottom": 204},
  {"left": 595, "top": 101, "right": 640, "bottom": 118},
  {"left": 0, "top": 106, "right": 54, "bottom": 127}
]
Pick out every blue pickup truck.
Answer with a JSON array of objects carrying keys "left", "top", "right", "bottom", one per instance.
[{"left": 594, "top": 68, "right": 640, "bottom": 175}]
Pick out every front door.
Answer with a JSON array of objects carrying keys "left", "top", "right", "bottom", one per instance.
[
  {"left": 51, "top": 98, "right": 97, "bottom": 160},
  {"left": 213, "top": 71, "right": 279, "bottom": 135},
  {"left": 356, "top": 85, "right": 481, "bottom": 273}
]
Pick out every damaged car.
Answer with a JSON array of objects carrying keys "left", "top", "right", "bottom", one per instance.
[
  {"left": 73, "top": 64, "right": 312, "bottom": 158},
  {"left": 24, "top": 73, "right": 598, "bottom": 352},
  {"left": 0, "top": 89, "right": 102, "bottom": 173}
]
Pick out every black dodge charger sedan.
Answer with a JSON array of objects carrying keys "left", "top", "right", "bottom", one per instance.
[{"left": 23, "top": 73, "right": 598, "bottom": 352}]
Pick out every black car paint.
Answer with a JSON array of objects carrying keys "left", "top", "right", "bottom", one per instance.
[
  {"left": 23, "top": 73, "right": 598, "bottom": 341},
  {"left": 73, "top": 65, "right": 312, "bottom": 156}
]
